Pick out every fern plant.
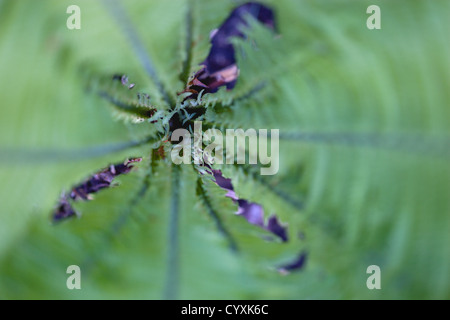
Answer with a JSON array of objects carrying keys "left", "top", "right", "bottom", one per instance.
[{"left": 0, "top": 0, "right": 448, "bottom": 300}]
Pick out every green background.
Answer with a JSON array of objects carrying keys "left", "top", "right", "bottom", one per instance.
[{"left": 0, "top": 0, "right": 448, "bottom": 299}]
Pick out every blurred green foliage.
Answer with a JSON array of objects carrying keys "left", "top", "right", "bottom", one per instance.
[{"left": 0, "top": 0, "right": 449, "bottom": 299}]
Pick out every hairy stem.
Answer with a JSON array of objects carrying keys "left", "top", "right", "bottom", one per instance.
[
  {"left": 164, "top": 164, "right": 181, "bottom": 299},
  {"left": 196, "top": 177, "right": 239, "bottom": 252},
  {"left": 102, "top": 0, "right": 174, "bottom": 107}
]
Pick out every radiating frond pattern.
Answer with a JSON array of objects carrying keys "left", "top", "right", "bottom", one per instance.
[{"left": 0, "top": 0, "right": 448, "bottom": 299}]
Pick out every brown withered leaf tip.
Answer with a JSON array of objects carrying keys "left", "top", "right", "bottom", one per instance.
[
  {"left": 52, "top": 157, "right": 142, "bottom": 222},
  {"left": 181, "top": 2, "right": 275, "bottom": 99},
  {"left": 53, "top": 195, "right": 78, "bottom": 222},
  {"left": 112, "top": 74, "right": 135, "bottom": 90},
  {"left": 210, "top": 168, "right": 288, "bottom": 242},
  {"left": 277, "top": 251, "right": 307, "bottom": 275}
]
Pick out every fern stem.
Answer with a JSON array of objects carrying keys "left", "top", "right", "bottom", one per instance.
[
  {"left": 102, "top": 0, "right": 174, "bottom": 107},
  {"left": 0, "top": 135, "right": 159, "bottom": 165},
  {"left": 237, "top": 164, "right": 304, "bottom": 211},
  {"left": 196, "top": 177, "right": 239, "bottom": 252},
  {"left": 110, "top": 163, "right": 153, "bottom": 234},
  {"left": 164, "top": 164, "right": 181, "bottom": 300},
  {"left": 277, "top": 132, "right": 450, "bottom": 158},
  {"left": 179, "top": 4, "right": 194, "bottom": 85},
  {"left": 80, "top": 161, "right": 154, "bottom": 274},
  {"left": 98, "top": 91, "right": 156, "bottom": 119}
]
